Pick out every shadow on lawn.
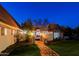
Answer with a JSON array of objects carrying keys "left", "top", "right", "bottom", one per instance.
[{"left": 9, "top": 44, "right": 40, "bottom": 56}]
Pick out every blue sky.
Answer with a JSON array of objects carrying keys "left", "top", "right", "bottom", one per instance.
[{"left": 0, "top": 2, "right": 79, "bottom": 28}]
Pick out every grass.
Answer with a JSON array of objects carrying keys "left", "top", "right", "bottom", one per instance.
[
  {"left": 9, "top": 44, "right": 40, "bottom": 56},
  {"left": 48, "top": 40, "right": 79, "bottom": 56}
]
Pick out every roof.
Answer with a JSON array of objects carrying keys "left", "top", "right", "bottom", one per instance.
[
  {"left": 0, "top": 5, "right": 20, "bottom": 28},
  {"left": 34, "top": 26, "right": 48, "bottom": 31},
  {"left": 47, "top": 24, "right": 61, "bottom": 31}
]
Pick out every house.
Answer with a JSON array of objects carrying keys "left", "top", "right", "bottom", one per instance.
[
  {"left": 33, "top": 26, "right": 48, "bottom": 42},
  {"left": 0, "top": 5, "right": 23, "bottom": 53},
  {"left": 33, "top": 24, "right": 63, "bottom": 43},
  {"left": 47, "top": 24, "right": 63, "bottom": 41}
]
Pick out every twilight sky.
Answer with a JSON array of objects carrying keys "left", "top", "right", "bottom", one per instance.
[{"left": 0, "top": 2, "right": 79, "bottom": 28}]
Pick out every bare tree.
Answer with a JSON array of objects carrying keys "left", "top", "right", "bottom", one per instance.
[
  {"left": 33, "top": 18, "right": 49, "bottom": 27},
  {"left": 22, "top": 18, "right": 33, "bottom": 30},
  {"left": 43, "top": 18, "right": 49, "bottom": 26}
]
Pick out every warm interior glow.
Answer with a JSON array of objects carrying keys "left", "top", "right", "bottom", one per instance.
[
  {"left": 41, "top": 32, "right": 48, "bottom": 39},
  {"left": 27, "top": 31, "right": 49, "bottom": 39}
]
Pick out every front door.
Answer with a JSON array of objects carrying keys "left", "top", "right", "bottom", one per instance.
[{"left": 35, "top": 29, "right": 41, "bottom": 41}]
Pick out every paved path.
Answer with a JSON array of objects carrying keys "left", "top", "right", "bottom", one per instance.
[{"left": 35, "top": 41, "right": 59, "bottom": 56}]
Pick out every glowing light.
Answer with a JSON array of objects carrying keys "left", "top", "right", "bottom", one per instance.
[
  {"left": 30, "top": 32, "right": 34, "bottom": 36},
  {"left": 0, "top": 21, "right": 20, "bottom": 30},
  {"left": 41, "top": 32, "right": 48, "bottom": 39}
]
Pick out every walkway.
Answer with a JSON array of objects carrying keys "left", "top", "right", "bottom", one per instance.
[{"left": 35, "top": 41, "right": 59, "bottom": 56}]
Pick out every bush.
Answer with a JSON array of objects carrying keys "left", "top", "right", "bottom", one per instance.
[{"left": 25, "top": 34, "right": 31, "bottom": 42}]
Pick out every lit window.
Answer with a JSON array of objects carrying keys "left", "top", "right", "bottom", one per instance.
[
  {"left": 12, "top": 30, "right": 15, "bottom": 35},
  {"left": 1, "top": 28, "right": 7, "bottom": 35},
  {"left": 54, "top": 32, "right": 60, "bottom": 39},
  {"left": 5, "top": 28, "right": 7, "bottom": 35},
  {"left": 11, "top": 30, "right": 13, "bottom": 35}
]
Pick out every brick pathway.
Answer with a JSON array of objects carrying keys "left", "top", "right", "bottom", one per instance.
[{"left": 35, "top": 41, "right": 59, "bottom": 56}]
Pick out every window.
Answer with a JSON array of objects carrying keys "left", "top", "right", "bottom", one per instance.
[
  {"left": 11, "top": 30, "right": 13, "bottom": 35},
  {"left": 54, "top": 32, "right": 60, "bottom": 39},
  {"left": 1, "top": 27, "right": 5, "bottom": 35},
  {"left": 5, "top": 28, "right": 7, "bottom": 35},
  {"left": 12, "top": 30, "right": 15, "bottom": 35},
  {"left": 1, "top": 27, "right": 7, "bottom": 36}
]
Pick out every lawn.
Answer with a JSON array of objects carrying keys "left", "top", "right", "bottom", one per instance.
[
  {"left": 9, "top": 44, "right": 40, "bottom": 56},
  {"left": 48, "top": 40, "right": 79, "bottom": 56}
]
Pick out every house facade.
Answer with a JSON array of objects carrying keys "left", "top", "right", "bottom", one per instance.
[
  {"left": 0, "top": 5, "right": 23, "bottom": 53},
  {"left": 33, "top": 24, "right": 63, "bottom": 43},
  {"left": 47, "top": 24, "right": 63, "bottom": 40}
]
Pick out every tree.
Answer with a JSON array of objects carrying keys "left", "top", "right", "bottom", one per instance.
[
  {"left": 33, "top": 18, "right": 49, "bottom": 27},
  {"left": 33, "top": 18, "right": 42, "bottom": 27},
  {"left": 37, "top": 18, "right": 42, "bottom": 26},
  {"left": 22, "top": 18, "right": 33, "bottom": 31},
  {"left": 21, "top": 18, "right": 34, "bottom": 43},
  {"left": 64, "top": 26, "right": 73, "bottom": 36},
  {"left": 33, "top": 19, "right": 38, "bottom": 27},
  {"left": 75, "top": 26, "right": 79, "bottom": 34},
  {"left": 74, "top": 26, "right": 79, "bottom": 38},
  {"left": 42, "top": 18, "right": 49, "bottom": 26}
]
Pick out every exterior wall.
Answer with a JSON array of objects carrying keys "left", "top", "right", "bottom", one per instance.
[
  {"left": 53, "top": 31, "right": 63, "bottom": 39},
  {"left": 33, "top": 30, "right": 63, "bottom": 42},
  {"left": 46, "top": 31, "right": 63, "bottom": 41},
  {"left": 47, "top": 32, "right": 53, "bottom": 41},
  {"left": 41, "top": 31, "right": 49, "bottom": 41},
  {"left": 60, "top": 32, "right": 63, "bottom": 39},
  {"left": 0, "top": 27, "right": 16, "bottom": 53},
  {"left": 53, "top": 32, "right": 60, "bottom": 39}
]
